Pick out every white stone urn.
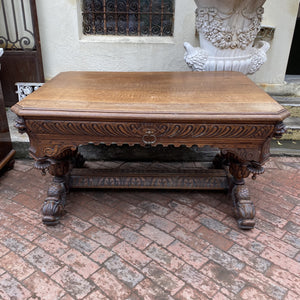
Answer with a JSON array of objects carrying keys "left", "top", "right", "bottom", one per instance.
[{"left": 184, "top": 0, "right": 270, "bottom": 74}]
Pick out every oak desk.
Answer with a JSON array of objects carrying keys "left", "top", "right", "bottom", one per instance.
[{"left": 11, "top": 71, "right": 289, "bottom": 229}]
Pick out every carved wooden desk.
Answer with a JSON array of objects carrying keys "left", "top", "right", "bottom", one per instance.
[{"left": 11, "top": 71, "right": 289, "bottom": 229}]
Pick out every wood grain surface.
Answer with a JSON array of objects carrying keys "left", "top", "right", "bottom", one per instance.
[{"left": 12, "top": 71, "right": 289, "bottom": 122}]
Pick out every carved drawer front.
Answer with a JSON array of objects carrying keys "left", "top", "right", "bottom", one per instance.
[{"left": 26, "top": 120, "right": 275, "bottom": 145}]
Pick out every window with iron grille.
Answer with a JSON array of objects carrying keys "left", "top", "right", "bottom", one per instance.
[{"left": 82, "top": 0, "right": 174, "bottom": 36}]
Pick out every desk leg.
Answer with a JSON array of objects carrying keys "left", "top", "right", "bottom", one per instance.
[
  {"left": 228, "top": 161, "right": 255, "bottom": 230},
  {"left": 41, "top": 159, "right": 70, "bottom": 226}
]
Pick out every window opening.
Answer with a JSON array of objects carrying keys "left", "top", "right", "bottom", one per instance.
[{"left": 82, "top": 0, "right": 174, "bottom": 36}]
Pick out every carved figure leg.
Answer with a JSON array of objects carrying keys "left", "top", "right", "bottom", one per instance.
[
  {"left": 40, "top": 159, "right": 70, "bottom": 226},
  {"left": 228, "top": 161, "right": 256, "bottom": 230}
]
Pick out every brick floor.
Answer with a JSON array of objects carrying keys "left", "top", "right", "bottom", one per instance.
[{"left": 0, "top": 157, "right": 299, "bottom": 299}]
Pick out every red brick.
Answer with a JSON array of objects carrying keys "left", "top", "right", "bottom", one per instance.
[
  {"left": 285, "top": 290, "right": 300, "bottom": 300},
  {"left": 239, "top": 266, "right": 287, "bottom": 299},
  {"left": 226, "top": 229, "right": 265, "bottom": 254},
  {"left": 256, "top": 209, "right": 288, "bottom": 228},
  {"left": 294, "top": 205, "right": 300, "bottom": 215},
  {"left": 201, "top": 261, "right": 245, "bottom": 294},
  {"left": 91, "top": 268, "right": 131, "bottom": 299},
  {"left": 63, "top": 214, "right": 92, "bottom": 233},
  {"left": 44, "top": 223, "right": 73, "bottom": 239},
  {"left": 143, "top": 262, "right": 184, "bottom": 295},
  {"left": 110, "top": 210, "right": 144, "bottom": 230},
  {"left": 23, "top": 271, "right": 65, "bottom": 300},
  {"left": 261, "top": 247, "right": 300, "bottom": 276},
  {"left": 0, "top": 273, "right": 31, "bottom": 299},
  {"left": 67, "top": 201, "right": 95, "bottom": 221},
  {"left": 85, "top": 200, "right": 117, "bottom": 218},
  {"left": 228, "top": 244, "right": 271, "bottom": 273},
  {"left": 145, "top": 243, "right": 184, "bottom": 272},
  {"left": 114, "top": 200, "right": 147, "bottom": 218},
  {"left": 239, "top": 286, "right": 271, "bottom": 300},
  {"left": 60, "top": 249, "right": 100, "bottom": 279},
  {"left": 84, "top": 290, "right": 108, "bottom": 299},
  {"left": 194, "top": 202, "right": 227, "bottom": 221},
  {"left": 112, "top": 241, "right": 151, "bottom": 269},
  {"left": 284, "top": 221, "right": 300, "bottom": 237},
  {"left": 167, "top": 191, "right": 199, "bottom": 207},
  {"left": 89, "top": 246, "right": 113, "bottom": 264},
  {"left": 104, "top": 255, "right": 144, "bottom": 288},
  {"left": 2, "top": 232, "right": 36, "bottom": 256},
  {"left": 89, "top": 214, "right": 122, "bottom": 233},
  {"left": 84, "top": 226, "right": 119, "bottom": 248},
  {"left": 139, "top": 224, "right": 175, "bottom": 247},
  {"left": 256, "top": 219, "right": 286, "bottom": 239},
  {"left": 288, "top": 212, "right": 300, "bottom": 226},
  {"left": 9, "top": 220, "right": 43, "bottom": 241},
  {"left": 52, "top": 266, "right": 95, "bottom": 299},
  {"left": 174, "top": 286, "right": 209, "bottom": 300},
  {"left": 196, "top": 226, "right": 233, "bottom": 251},
  {"left": 12, "top": 193, "right": 41, "bottom": 210},
  {"left": 12, "top": 206, "right": 41, "bottom": 226},
  {"left": 169, "top": 201, "right": 199, "bottom": 218},
  {"left": 142, "top": 213, "right": 176, "bottom": 233},
  {"left": 0, "top": 210, "right": 20, "bottom": 227},
  {"left": 166, "top": 211, "right": 200, "bottom": 232},
  {"left": 33, "top": 233, "right": 70, "bottom": 257},
  {"left": 0, "top": 252, "right": 35, "bottom": 281},
  {"left": 1, "top": 199, "right": 26, "bottom": 215},
  {"left": 171, "top": 227, "right": 209, "bottom": 252},
  {"left": 213, "top": 291, "right": 231, "bottom": 300},
  {"left": 0, "top": 244, "right": 9, "bottom": 257},
  {"left": 64, "top": 231, "right": 100, "bottom": 255},
  {"left": 176, "top": 264, "right": 220, "bottom": 298},
  {"left": 167, "top": 240, "right": 208, "bottom": 269},
  {"left": 256, "top": 232, "right": 299, "bottom": 258},
  {"left": 258, "top": 195, "right": 295, "bottom": 218},
  {"left": 196, "top": 214, "right": 230, "bottom": 234},
  {"left": 220, "top": 287, "right": 239, "bottom": 299},
  {"left": 25, "top": 247, "right": 63, "bottom": 276},
  {"left": 117, "top": 227, "right": 152, "bottom": 250},
  {"left": 203, "top": 245, "right": 245, "bottom": 272},
  {"left": 265, "top": 265, "right": 300, "bottom": 296},
  {"left": 135, "top": 279, "right": 176, "bottom": 300},
  {"left": 138, "top": 200, "right": 170, "bottom": 216}
]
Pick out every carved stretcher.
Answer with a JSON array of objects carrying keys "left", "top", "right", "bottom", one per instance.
[{"left": 11, "top": 71, "right": 289, "bottom": 229}]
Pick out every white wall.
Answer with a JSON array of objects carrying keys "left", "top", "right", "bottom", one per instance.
[
  {"left": 36, "top": 0, "right": 197, "bottom": 80},
  {"left": 250, "top": 0, "right": 300, "bottom": 84},
  {"left": 36, "top": 0, "right": 299, "bottom": 84}
]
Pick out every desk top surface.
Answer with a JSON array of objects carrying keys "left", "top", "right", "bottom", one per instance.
[{"left": 12, "top": 71, "right": 289, "bottom": 122}]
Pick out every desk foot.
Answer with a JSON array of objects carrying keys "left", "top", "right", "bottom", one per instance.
[
  {"left": 231, "top": 184, "right": 255, "bottom": 230},
  {"left": 40, "top": 159, "right": 70, "bottom": 226},
  {"left": 42, "top": 178, "right": 67, "bottom": 226}
]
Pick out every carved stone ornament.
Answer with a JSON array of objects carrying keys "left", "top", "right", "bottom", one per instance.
[{"left": 184, "top": 0, "right": 270, "bottom": 74}]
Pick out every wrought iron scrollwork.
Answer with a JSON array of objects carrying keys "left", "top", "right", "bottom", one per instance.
[
  {"left": 0, "top": 0, "right": 36, "bottom": 50},
  {"left": 82, "top": 0, "right": 174, "bottom": 36}
]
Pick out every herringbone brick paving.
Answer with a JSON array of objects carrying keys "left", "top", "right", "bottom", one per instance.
[{"left": 0, "top": 157, "right": 299, "bottom": 299}]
